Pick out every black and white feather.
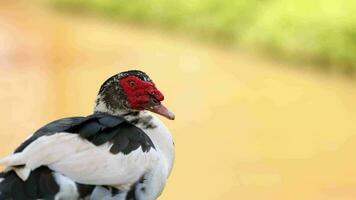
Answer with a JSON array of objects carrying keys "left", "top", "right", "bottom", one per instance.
[
  {"left": 0, "top": 112, "right": 172, "bottom": 200},
  {"left": 0, "top": 70, "right": 175, "bottom": 200}
]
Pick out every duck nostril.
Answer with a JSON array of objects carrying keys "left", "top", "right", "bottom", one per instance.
[{"left": 152, "top": 98, "right": 159, "bottom": 104}]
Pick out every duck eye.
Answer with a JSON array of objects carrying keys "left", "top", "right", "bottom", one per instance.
[{"left": 128, "top": 80, "right": 136, "bottom": 87}]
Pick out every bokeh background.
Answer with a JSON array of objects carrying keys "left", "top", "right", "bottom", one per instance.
[{"left": 1, "top": 0, "right": 356, "bottom": 199}]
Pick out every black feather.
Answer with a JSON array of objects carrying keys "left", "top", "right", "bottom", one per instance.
[
  {"left": 110, "top": 134, "right": 130, "bottom": 154},
  {"left": 0, "top": 171, "right": 17, "bottom": 193},
  {"left": 11, "top": 179, "right": 27, "bottom": 200},
  {"left": 37, "top": 167, "right": 59, "bottom": 199},
  {"left": 24, "top": 170, "right": 38, "bottom": 199},
  {"left": 42, "top": 117, "right": 86, "bottom": 132},
  {"left": 78, "top": 120, "right": 103, "bottom": 138},
  {"left": 91, "top": 128, "right": 118, "bottom": 146},
  {"left": 0, "top": 167, "right": 61, "bottom": 200},
  {"left": 76, "top": 183, "right": 95, "bottom": 198},
  {"left": 98, "top": 115, "right": 125, "bottom": 127},
  {"left": 122, "top": 141, "right": 141, "bottom": 154}
]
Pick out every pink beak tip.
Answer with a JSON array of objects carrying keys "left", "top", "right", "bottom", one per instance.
[
  {"left": 167, "top": 111, "right": 175, "bottom": 120},
  {"left": 148, "top": 104, "right": 175, "bottom": 120}
]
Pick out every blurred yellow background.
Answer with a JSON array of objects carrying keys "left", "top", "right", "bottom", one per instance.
[{"left": 1, "top": 1, "right": 356, "bottom": 200}]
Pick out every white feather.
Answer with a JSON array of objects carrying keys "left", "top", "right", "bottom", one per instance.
[
  {"left": 0, "top": 153, "right": 23, "bottom": 167},
  {"left": 127, "top": 113, "right": 175, "bottom": 199},
  {"left": 53, "top": 172, "right": 79, "bottom": 200},
  {"left": 0, "top": 132, "right": 160, "bottom": 188},
  {"left": 141, "top": 115, "right": 175, "bottom": 176},
  {"left": 90, "top": 186, "right": 127, "bottom": 200},
  {"left": 14, "top": 167, "right": 31, "bottom": 181}
]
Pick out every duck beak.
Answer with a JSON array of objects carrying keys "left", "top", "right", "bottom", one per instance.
[{"left": 145, "top": 103, "right": 175, "bottom": 120}]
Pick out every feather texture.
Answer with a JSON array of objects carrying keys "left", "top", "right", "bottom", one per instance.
[
  {"left": 0, "top": 113, "right": 159, "bottom": 200},
  {"left": 13, "top": 113, "right": 155, "bottom": 156}
]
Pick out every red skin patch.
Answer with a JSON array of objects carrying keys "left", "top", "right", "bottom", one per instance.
[{"left": 119, "top": 76, "right": 164, "bottom": 110}]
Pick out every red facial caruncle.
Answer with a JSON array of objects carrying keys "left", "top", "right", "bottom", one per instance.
[{"left": 119, "top": 76, "right": 175, "bottom": 120}]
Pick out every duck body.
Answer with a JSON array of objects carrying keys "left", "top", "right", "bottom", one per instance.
[
  {"left": 0, "top": 112, "right": 174, "bottom": 200},
  {"left": 0, "top": 70, "right": 176, "bottom": 200}
]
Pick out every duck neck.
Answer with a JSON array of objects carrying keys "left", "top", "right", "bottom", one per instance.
[{"left": 94, "top": 95, "right": 156, "bottom": 128}]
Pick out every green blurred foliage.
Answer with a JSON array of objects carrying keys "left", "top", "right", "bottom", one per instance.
[{"left": 51, "top": 0, "right": 356, "bottom": 72}]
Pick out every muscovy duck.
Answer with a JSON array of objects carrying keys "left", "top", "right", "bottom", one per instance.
[{"left": 0, "top": 70, "right": 175, "bottom": 200}]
